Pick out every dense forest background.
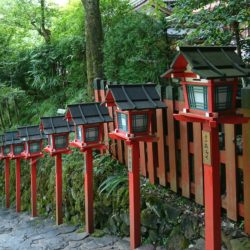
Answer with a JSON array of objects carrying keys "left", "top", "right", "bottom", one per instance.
[{"left": 0, "top": 0, "right": 249, "bottom": 132}]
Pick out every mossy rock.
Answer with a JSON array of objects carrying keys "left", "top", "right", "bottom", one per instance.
[
  {"left": 120, "top": 222, "right": 129, "bottom": 236},
  {"left": 120, "top": 211, "right": 129, "bottom": 226},
  {"left": 180, "top": 214, "right": 200, "bottom": 240},
  {"left": 166, "top": 226, "right": 189, "bottom": 250},
  {"left": 107, "top": 216, "right": 119, "bottom": 234},
  {"left": 141, "top": 209, "right": 158, "bottom": 229},
  {"left": 148, "top": 229, "right": 158, "bottom": 243},
  {"left": 230, "top": 237, "right": 250, "bottom": 250},
  {"left": 92, "top": 229, "right": 106, "bottom": 237},
  {"left": 163, "top": 204, "right": 182, "bottom": 223}
]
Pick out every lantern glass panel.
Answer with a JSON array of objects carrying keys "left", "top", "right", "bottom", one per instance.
[
  {"left": 117, "top": 112, "right": 128, "bottom": 132},
  {"left": 14, "top": 144, "right": 24, "bottom": 155},
  {"left": 132, "top": 114, "right": 148, "bottom": 133},
  {"left": 4, "top": 146, "right": 10, "bottom": 156},
  {"left": 30, "top": 141, "right": 41, "bottom": 153},
  {"left": 77, "top": 126, "right": 83, "bottom": 141},
  {"left": 214, "top": 85, "right": 233, "bottom": 111},
  {"left": 55, "top": 135, "right": 68, "bottom": 149},
  {"left": 85, "top": 127, "right": 99, "bottom": 142},
  {"left": 187, "top": 85, "right": 208, "bottom": 110}
]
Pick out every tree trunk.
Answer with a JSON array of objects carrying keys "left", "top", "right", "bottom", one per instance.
[
  {"left": 82, "top": 0, "right": 104, "bottom": 99},
  {"left": 40, "top": 0, "right": 51, "bottom": 44},
  {"left": 31, "top": 0, "right": 51, "bottom": 43},
  {"left": 232, "top": 21, "right": 242, "bottom": 59}
]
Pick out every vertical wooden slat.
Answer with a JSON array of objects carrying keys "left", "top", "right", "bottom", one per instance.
[
  {"left": 124, "top": 143, "right": 128, "bottom": 166},
  {"left": 117, "top": 140, "right": 124, "bottom": 163},
  {"left": 108, "top": 106, "right": 117, "bottom": 157},
  {"left": 180, "top": 121, "right": 190, "bottom": 198},
  {"left": 225, "top": 124, "right": 238, "bottom": 221},
  {"left": 147, "top": 142, "right": 156, "bottom": 184},
  {"left": 100, "top": 86, "right": 109, "bottom": 154},
  {"left": 165, "top": 99, "right": 177, "bottom": 191},
  {"left": 94, "top": 78, "right": 101, "bottom": 102},
  {"left": 139, "top": 142, "right": 147, "bottom": 176},
  {"left": 242, "top": 109, "right": 250, "bottom": 234},
  {"left": 156, "top": 109, "right": 167, "bottom": 186},
  {"left": 193, "top": 123, "right": 204, "bottom": 205}
]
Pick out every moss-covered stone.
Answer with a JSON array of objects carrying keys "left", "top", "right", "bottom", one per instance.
[
  {"left": 141, "top": 209, "right": 158, "bottom": 229},
  {"left": 166, "top": 226, "right": 189, "bottom": 250}
]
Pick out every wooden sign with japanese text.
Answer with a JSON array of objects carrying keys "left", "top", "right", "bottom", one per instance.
[{"left": 202, "top": 131, "right": 211, "bottom": 165}]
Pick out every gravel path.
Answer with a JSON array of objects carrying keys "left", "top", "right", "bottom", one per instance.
[{"left": 0, "top": 208, "right": 130, "bottom": 250}]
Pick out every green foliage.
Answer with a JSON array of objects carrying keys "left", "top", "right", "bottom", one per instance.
[
  {"left": 104, "top": 12, "right": 171, "bottom": 84},
  {"left": 170, "top": 0, "right": 250, "bottom": 60}
]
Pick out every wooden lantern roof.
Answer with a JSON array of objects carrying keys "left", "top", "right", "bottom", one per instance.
[
  {"left": 161, "top": 46, "right": 250, "bottom": 79},
  {"left": 66, "top": 102, "right": 113, "bottom": 125},
  {"left": 18, "top": 125, "right": 45, "bottom": 142},
  {"left": 105, "top": 84, "right": 166, "bottom": 111},
  {"left": 40, "top": 116, "right": 74, "bottom": 135},
  {"left": 4, "top": 131, "right": 22, "bottom": 145}
]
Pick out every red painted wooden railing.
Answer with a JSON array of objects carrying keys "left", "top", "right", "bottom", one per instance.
[{"left": 94, "top": 79, "right": 250, "bottom": 235}]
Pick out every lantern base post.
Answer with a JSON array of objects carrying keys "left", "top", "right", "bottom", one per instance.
[
  {"left": 84, "top": 149, "right": 94, "bottom": 234},
  {"left": 30, "top": 158, "right": 37, "bottom": 217},
  {"left": 5, "top": 158, "right": 10, "bottom": 208},
  {"left": 16, "top": 158, "right": 21, "bottom": 213},
  {"left": 203, "top": 123, "right": 221, "bottom": 250},
  {"left": 127, "top": 141, "right": 141, "bottom": 249},
  {"left": 56, "top": 154, "right": 63, "bottom": 225}
]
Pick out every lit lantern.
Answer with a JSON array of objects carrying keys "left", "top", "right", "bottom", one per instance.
[
  {"left": 18, "top": 125, "right": 44, "bottom": 159},
  {"left": 104, "top": 83, "right": 166, "bottom": 249},
  {"left": 162, "top": 46, "right": 250, "bottom": 250},
  {"left": 66, "top": 103, "right": 113, "bottom": 150},
  {"left": 40, "top": 116, "right": 74, "bottom": 156},
  {"left": 65, "top": 102, "right": 113, "bottom": 234},
  {"left": 40, "top": 115, "right": 74, "bottom": 225},
  {"left": 4, "top": 131, "right": 24, "bottom": 213}
]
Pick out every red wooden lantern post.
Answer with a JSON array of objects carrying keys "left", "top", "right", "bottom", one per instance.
[
  {"left": 162, "top": 46, "right": 250, "bottom": 250},
  {"left": 18, "top": 125, "right": 44, "bottom": 217},
  {"left": 104, "top": 84, "right": 166, "bottom": 249},
  {"left": 40, "top": 116, "right": 73, "bottom": 225},
  {"left": 66, "top": 102, "right": 113, "bottom": 233},
  {"left": 4, "top": 131, "right": 25, "bottom": 213},
  {"left": 0, "top": 135, "right": 11, "bottom": 208}
]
